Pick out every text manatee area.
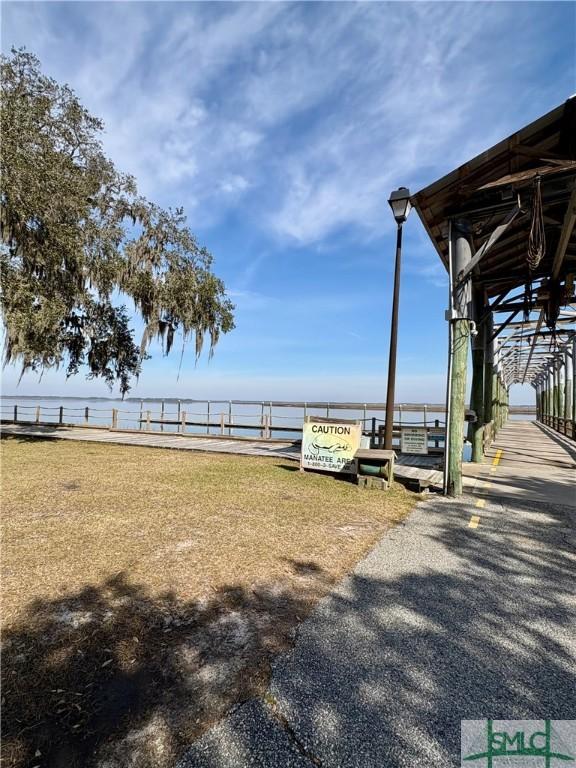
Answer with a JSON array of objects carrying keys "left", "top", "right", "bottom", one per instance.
[{"left": 301, "top": 419, "right": 362, "bottom": 474}]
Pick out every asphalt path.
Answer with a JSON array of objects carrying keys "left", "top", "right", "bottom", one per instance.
[{"left": 179, "top": 490, "right": 576, "bottom": 768}]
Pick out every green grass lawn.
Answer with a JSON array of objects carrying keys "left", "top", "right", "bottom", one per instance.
[{"left": 1, "top": 436, "right": 417, "bottom": 768}]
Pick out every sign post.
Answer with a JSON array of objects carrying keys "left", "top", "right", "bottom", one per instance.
[{"left": 301, "top": 417, "right": 362, "bottom": 474}]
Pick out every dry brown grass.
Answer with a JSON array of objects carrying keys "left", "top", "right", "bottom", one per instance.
[{"left": 1, "top": 436, "right": 417, "bottom": 768}]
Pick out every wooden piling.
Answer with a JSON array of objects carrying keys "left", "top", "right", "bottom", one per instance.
[
  {"left": 565, "top": 350, "right": 572, "bottom": 424},
  {"left": 492, "top": 371, "right": 499, "bottom": 435},
  {"left": 572, "top": 340, "right": 576, "bottom": 437},
  {"left": 59, "top": 406, "right": 64, "bottom": 425},
  {"left": 447, "top": 318, "right": 471, "bottom": 496},
  {"left": 469, "top": 338, "right": 485, "bottom": 462},
  {"left": 446, "top": 219, "right": 473, "bottom": 496}
]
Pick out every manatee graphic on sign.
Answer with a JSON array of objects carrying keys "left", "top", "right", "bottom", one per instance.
[{"left": 301, "top": 418, "right": 362, "bottom": 474}]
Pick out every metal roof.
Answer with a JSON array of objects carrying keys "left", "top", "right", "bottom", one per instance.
[{"left": 412, "top": 97, "right": 576, "bottom": 386}]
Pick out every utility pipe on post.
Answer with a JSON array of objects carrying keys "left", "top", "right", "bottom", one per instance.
[{"left": 446, "top": 219, "right": 473, "bottom": 496}]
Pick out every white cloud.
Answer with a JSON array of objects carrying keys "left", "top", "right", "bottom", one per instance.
[
  {"left": 3, "top": 1, "right": 569, "bottom": 246},
  {"left": 219, "top": 174, "right": 250, "bottom": 195}
]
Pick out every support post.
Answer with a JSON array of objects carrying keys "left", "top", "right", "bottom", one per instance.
[
  {"left": 181, "top": 411, "right": 186, "bottom": 434},
  {"left": 565, "top": 350, "right": 572, "bottom": 426},
  {"left": 483, "top": 315, "right": 494, "bottom": 448},
  {"left": 548, "top": 367, "right": 555, "bottom": 427},
  {"left": 469, "top": 291, "right": 485, "bottom": 462},
  {"left": 112, "top": 408, "right": 118, "bottom": 429},
  {"left": 446, "top": 220, "right": 472, "bottom": 496},
  {"left": 558, "top": 358, "right": 565, "bottom": 433},
  {"left": 573, "top": 339, "right": 576, "bottom": 439},
  {"left": 85, "top": 406, "right": 89, "bottom": 425},
  {"left": 13, "top": 404, "right": 17, "bottom": 423},
  {"left": 35, "top": 405, "right": 41, "bottom": 424},
  {"left": 554, "top": 363, "right": 560, "bottom": 431},
  {"left": 492, "top": 370, "right": 499, "bottom": 434},
  {"left": 59, "top": 406, "right": 64, "bottom": 425}
]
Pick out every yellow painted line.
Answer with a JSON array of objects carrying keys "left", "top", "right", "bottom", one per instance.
[
  {"left": 492, "top": 449, "right": 503, "bottom": 467},
  {"left": 475, "top": 499, "right": 486, "bottom": 508},
  {"left": 469, "top": 515, "right": 481, "bottom": 529}
]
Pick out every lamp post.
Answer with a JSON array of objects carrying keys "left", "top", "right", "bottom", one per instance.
[{"left": 384, "top": 186, "right": 412, "bottom": 450}]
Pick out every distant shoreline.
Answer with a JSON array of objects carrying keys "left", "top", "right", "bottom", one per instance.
[{"left": 0, "top": 395, "right": 535, "bottom": 410}]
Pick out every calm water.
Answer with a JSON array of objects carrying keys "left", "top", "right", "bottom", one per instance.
[
  {"left": 1, "top": 397, "right": 446, "bottom": 442},
  {"left": 1, "top": 396, "right": 533, "bottom": 458}
]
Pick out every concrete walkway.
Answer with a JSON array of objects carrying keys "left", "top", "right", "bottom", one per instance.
[{"left": 178, "top": 422, "right": 576, "bottom": 768}]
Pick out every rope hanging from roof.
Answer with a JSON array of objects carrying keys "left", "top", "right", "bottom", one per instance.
[{"left": 527, "top": 176, "right": 546, "bottom": 270}]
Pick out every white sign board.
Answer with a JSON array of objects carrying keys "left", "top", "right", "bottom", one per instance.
[
  {"left": 400, "top": 426, "right": 428, "bottom": 455},
  {"left": 301, "top": 418, "right": 362, "bottom": 474}
]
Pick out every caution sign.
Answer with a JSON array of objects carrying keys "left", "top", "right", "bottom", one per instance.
[
  {"left": 301, "top": 418, "right": 362, "bottom": 474},
  {"left": 400, "top": 426, "right": 428, "bottom": 455}
]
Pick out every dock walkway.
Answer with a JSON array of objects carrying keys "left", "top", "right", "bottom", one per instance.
[
  {"left": 0, "top": 423, "right": 302, "bottom": 461},
  {"left": 464, "top": 419, "right": 576, "bottom": 508}
]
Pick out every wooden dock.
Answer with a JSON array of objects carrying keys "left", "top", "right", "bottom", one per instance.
[
  {"left": 0, "top": 423, "right": 301, "bottom": 461},
  {"left": 1, "top": 422, "right": 444, "bottom": 488},
  {"left": 464, "top": 420, "right": 576, "bottom": 508}
]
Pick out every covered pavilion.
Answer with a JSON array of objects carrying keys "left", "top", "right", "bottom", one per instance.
[{"left": 412, "top": 96, "right": 576, "bottom": 495}]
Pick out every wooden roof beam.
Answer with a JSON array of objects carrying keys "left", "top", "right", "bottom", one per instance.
[{"left": 552, "top": 185, "right": 576, "bottom": 279}]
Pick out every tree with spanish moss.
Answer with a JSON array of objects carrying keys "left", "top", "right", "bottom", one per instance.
[{"left": 0, "top": 49, "right": 235, "bottom": 394}]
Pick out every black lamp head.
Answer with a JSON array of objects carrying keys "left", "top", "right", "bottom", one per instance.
[{"left": 388, "top": 186, "right": 412, "bottom": 224}]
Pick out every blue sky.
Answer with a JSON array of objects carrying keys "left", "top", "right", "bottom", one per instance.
[{"left": 2, "top": 1, "right": 575, "bottom": 403}]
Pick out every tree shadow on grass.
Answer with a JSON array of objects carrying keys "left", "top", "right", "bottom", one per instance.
[{"left": 2, "top": 565, "right": 332, "bottom": 768}]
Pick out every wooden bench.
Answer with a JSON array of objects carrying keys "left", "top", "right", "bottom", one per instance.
[{"left": 353, "top": 449, "right": 396, "bottom": 490}]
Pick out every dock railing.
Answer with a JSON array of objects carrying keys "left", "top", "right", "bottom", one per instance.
[
  {"left": 0, "top": 399, "right": 453, "bottom": 448},
  {"left": 539, "top": 414, "right": 576, "bottom": 440},
  {"left": 1, "top": 399, "right": 535, "bottom": 448}
]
